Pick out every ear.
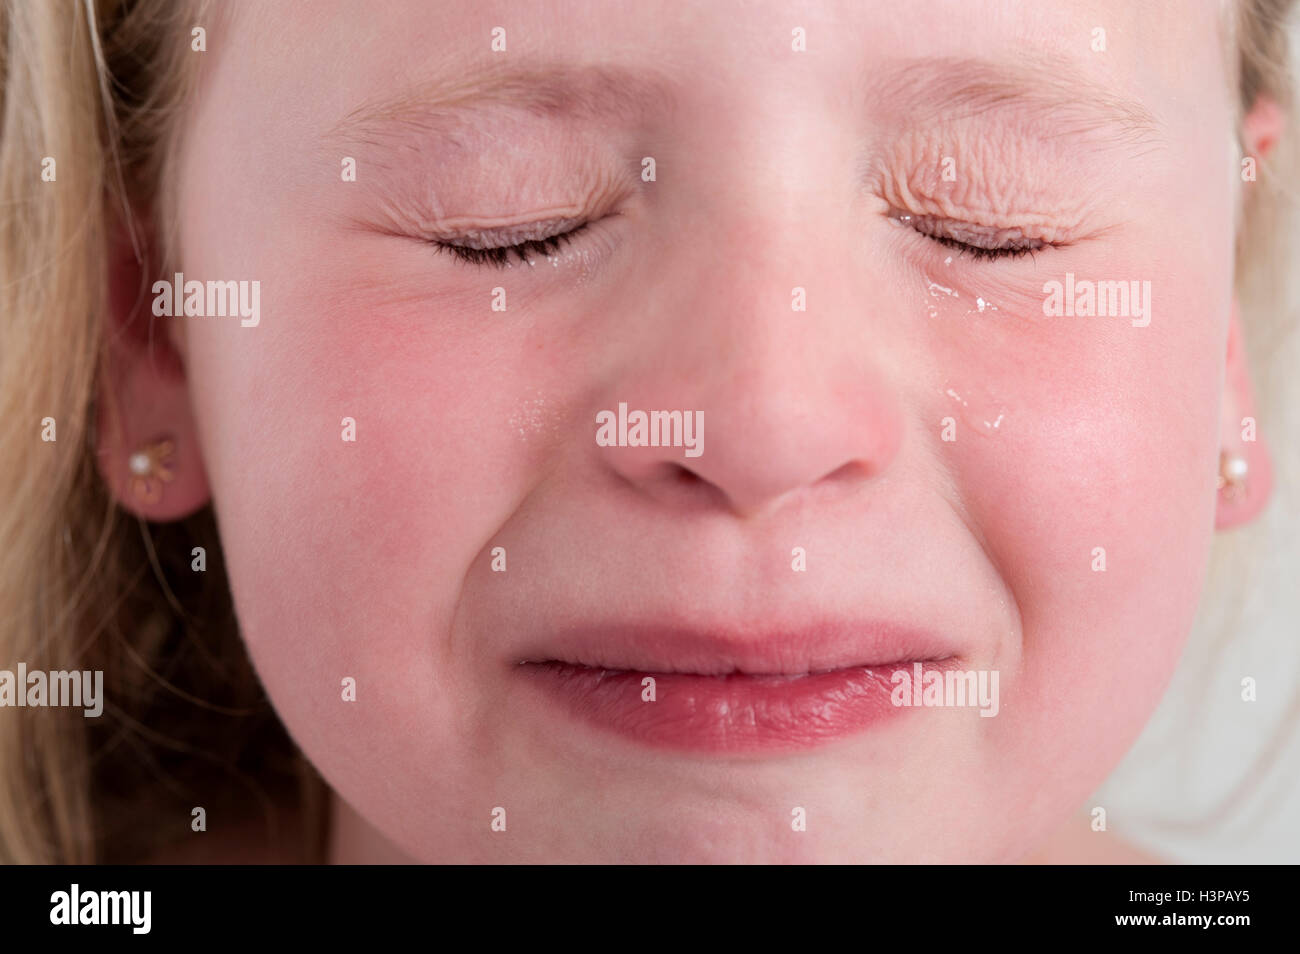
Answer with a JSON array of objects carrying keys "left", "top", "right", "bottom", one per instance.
[
  {"left": 1215, "top": 301, "right": 1272, "bottom": 531},
  {"left": 1242, "top": 93, "right": 1284, "bottom": 160},
  {"left": 95, "top": 216, "right": 211, "bottom": 521}
]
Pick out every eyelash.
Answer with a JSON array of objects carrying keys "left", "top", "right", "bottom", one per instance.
[
  {"left": 427, "top": 211, "right": 1045, "bottom": 269},
  {"left": 895, "top": 212, "right": 1047, "bottom": 262},
  {"left": 431, "top": 223, "right": 590, "bottom": 269},
  {"left": 925, "top": 234, "right": 1039, "bottom": 262}
]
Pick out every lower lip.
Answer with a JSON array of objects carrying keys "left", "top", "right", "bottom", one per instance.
[{"left": 520, "top": 659, "right": 956, "bottom": 753}]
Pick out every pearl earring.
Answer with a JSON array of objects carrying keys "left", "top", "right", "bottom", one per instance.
[
  {"left": 1217, "top": 451, "right": 1248, "bottom": 499},
  {"left": 128, "top": 438, "right": 176, "bottom": 505}
]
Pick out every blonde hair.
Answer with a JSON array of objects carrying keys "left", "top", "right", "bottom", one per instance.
[
  {"left": 0, "top": 0, "right": 1294, "bottom": 863},
  {"left": 0, "top": 0, "right": 325, "bottom": 864}
]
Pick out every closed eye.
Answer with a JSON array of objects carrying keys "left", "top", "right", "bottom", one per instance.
[
  {"left": 893, "top": 210, "right": 1050, "bottom": 261},
  {"left": 430, "top": 222, "right": 592, "bottom": 268}
]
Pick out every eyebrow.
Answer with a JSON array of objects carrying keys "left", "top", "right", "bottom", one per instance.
[
  {"left": 867, "top": 55, "right": 1164, "bottom": 148},
  {"left": 328, "top": 62, "right": 680, "bottom": 146}
]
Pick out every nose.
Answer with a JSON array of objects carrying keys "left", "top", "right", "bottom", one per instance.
[{"left": 591, "top": 228, "right": 904, "bottom": 520}]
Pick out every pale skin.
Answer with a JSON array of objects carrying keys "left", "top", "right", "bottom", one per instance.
[{"left": 98, "top": 0, "right": 1279, "bottom": 863}]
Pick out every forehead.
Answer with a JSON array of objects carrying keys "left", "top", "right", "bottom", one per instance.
[
  {"left": 182, "top": 0, "right": 1234, "bottom": 232},
  {"left": 226, "top": 0, "right": 1231, "bottom": 115}
]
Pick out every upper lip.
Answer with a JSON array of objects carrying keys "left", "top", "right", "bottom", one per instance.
[{"left": 516, "top": 619, "right": 959, "bottom": 676}]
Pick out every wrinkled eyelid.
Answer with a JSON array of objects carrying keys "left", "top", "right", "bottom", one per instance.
[
  {"left": 436, "top": 217, "right": 585, "bottom": 249},
  {"left": 893, "top": 211, "right": 1048, "bottom": 249}
]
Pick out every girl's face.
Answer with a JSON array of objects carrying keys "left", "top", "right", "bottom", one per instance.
[{"left": 153, "top": 0, "right": 1259, "bottom": 861}]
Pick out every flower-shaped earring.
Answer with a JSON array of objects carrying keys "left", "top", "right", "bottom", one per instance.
[{"left": 128, "top": 438, "right": 176, "bottom": 505}]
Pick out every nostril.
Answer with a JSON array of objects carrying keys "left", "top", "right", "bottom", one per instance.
[
  {"left": 673, "top": 466, "right": 703, "bottom": 487},
  {"left": 824, "top": 460, "right": 877, "bottom": 484},
  {"left": 633, "top": 462, "right": 728, "bottom": 512}
]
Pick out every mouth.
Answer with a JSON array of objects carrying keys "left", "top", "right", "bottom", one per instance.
[{"left": 514, "top": 623, "right": 966, "bottom": 753}]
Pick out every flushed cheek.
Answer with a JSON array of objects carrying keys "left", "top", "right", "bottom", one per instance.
[
  {"left": 934, "top": 278, "right": 1222, "bottom": 776},
  {"left": 184, "top": 272, "right": 585, "bottom": 766}
]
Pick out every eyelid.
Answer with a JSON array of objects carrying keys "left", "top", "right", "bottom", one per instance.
[
  {"left": 431, "top": 221, "right": 591, "bottom": 268},
  {"left": 432, "top": 216, "right": 588, "bottom": 250},
  {"left": 427, "top": 212, "right": 625, "bottom": 270},
  {"left": 890, "top": 209, "right": 1049, "bottom": 252}
]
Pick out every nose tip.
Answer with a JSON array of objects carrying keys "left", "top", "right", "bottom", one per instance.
[{"left": 595, "top": 376, "right": 902, "bottom": 519}]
